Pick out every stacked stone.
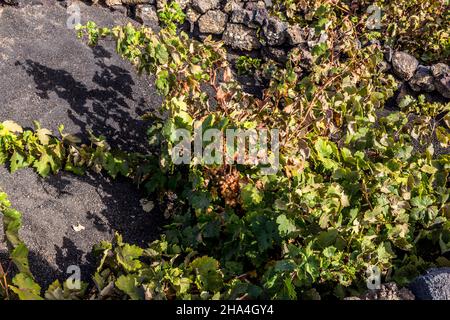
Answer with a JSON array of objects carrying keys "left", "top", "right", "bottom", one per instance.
[
  {"left": 103, "top": 0, "right": 450, "bottom": 100},
  {"left": 390, "top": 50, "right": 450, "bottom": 99},
  {"left": 103, "top": 0, "right": 318, "bottom": 62}
]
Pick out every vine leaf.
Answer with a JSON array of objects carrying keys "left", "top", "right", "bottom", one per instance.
[
  {"left": 115, "top": 275, "right": 144, "bottom": 300},
  {"left": 10, "top": 274, "right": 43, "bottom": 300}
]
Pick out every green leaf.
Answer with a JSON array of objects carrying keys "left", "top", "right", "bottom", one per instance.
[
  {"left": 376, "top": 242, "right": 396, "bottom": 264},
  {"left": 322, "top": 246, "right": 336, "bottom": 258},
  {"left": 311, "top": 43, "right": 329, "bottom": 57},
  {"left": 190, "top": 256, "right": 223, "bottom": 292},
  {"left": 156, "top": 70, "right": 170, "bottom": 95},
  {"left": 316, "top": 229, "right": 338, "bottom": 248},
  {"left": 33, "top": 152, "right": 58, "bottom": 177},
  {"left": 250, "top": 214, "right": 278, "bottom": 251},
  {"left": 241, "top": 184, "right": 263, "bottom": 208},
  {"left": 276, "top": 214, "right": 297, "bottom": 236},
  {"left": 10, "top": 273, "right": 43, "bottom": 300},
  {"left": 10, "top": 243, "right": 32, "bottom": 276},
  {"left": 45, "top": 280, "right": 65, "bottom": 300},
  {"left": 10, "top": 151, "right": 28, "bottom": 173},
  {"left": 2, "top": 208, "right": 23, "bottom": 248},
  {"left": 155, "top": 43, "right": 169, "bottom": 65},
  {"left": 115, "top": 275, "right": 144, "bottom": 300},
  {"left": 115, "top": 244, "right": 143, "bottom": 272}
]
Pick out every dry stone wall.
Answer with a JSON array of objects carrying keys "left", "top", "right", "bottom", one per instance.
[
  {"left": 101, "top": 0, "right": 449, "bottom": 100},
  {"left": 104, "top": 0, "right": 316, "bottom": 59}
]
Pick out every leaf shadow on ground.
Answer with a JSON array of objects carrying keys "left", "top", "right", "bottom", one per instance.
[
  {"left": 14, "top": 45, "right": 159, "bottom": 153},
  {"left": 3, "top": 170, "right": 164, "bottom": 289},
  {"left": 1, "top": 46, "right": 165, "bottom": 289}
]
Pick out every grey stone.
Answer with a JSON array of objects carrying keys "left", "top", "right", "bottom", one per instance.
[
  {"left": 263, "top": 0, "right": 273, "bottom": 8},
  {"left": 174, "top": 0, "right": 189, "bottom": 9},
  {"left": 245, "top": 0, "right": 265, "bottom": 10},
  {"left": 156, "top": 0, "right": 167, "bottom": 11},
  {"left": 286, "top": 24, "right": 305, "bottom": 45},
  {"left": 431, "top": 63, "right": 450, "bottom": 78},
  {"left": 253, "top": 7, "right": 268, "bottom": 26},
  {"left": 110, "top": 5, "right": 128, "bottom": 15},
  {"left": 379, "top": 60, "right": 391, "bottom": 73},
  {"left": 2, "top": 0, "right": 19, "bottom": 5},
  {"left": 191, "top": 0, "right": 220, "bottom": 13},
  {"left": 223, "top": 23, "right": 261, "bottom": 51},
  {"left": 262, "top": 46, "right": 288, "bottom": 64},
  {"left": 431, "top": 63, "right": 450, "bottom": 99},
  {"left": 392, "top": 51, "right": 419, "bottom": 81},
  {"left": 308, "top": 32, "right": 328, "bottom": 48},
  {"left": 263, "top": 17, "right": 287, "bottom": 46},
  {"left": 305, "top": 27, "right": 316, "bottom": 41},
  {"left": 410, "top": 268, "right": 450, "bottom": 300},
  {"left": 230, "top": 9, "right": 254, "bottom": 25},
  {"left": 135, "top": 4, "right": 159, "bottom": 27},
  {"left": 223, "top": 0, "right": 244, "bottom": 13},
  {"left": 185, "top": 7, "right": 201, "bottom": 23},
  {"left": 198, "top": 10, "right": 228, "bottom": 35},
  {"left": 121, "top": 0, "right": 156, "bottom": 4},
  {"left": 298, "top": 45, "right": 313, "bottom": 69},
  {"left": 287, "top": 45, "right": 313, "bottom": 70},
  {"left": 105, "top": 0, "right": 122, "bottom": 6},
  {"left": 409, "top": 65, "right": 435, "bottom": 92},
  {"left": 360, "top": 283, "right": 415, "bottom": 300}
]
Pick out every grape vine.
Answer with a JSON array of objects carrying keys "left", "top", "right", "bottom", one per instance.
[{"left": 0, "top": 0, "right": 449, "bottom": 300}]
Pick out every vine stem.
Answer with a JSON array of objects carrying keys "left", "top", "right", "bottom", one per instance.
[{"left": 0, "top": 262, "right": 9, "bottom": 300}]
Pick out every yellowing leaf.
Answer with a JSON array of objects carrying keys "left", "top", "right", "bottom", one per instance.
[
  {"left": 36, "top": 128, "right": 52, "bottom": 145},
  {"left": 2, "top": 120, "right": 23, "bottom": 133}
]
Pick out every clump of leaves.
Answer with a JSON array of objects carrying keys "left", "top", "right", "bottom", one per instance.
[
  {"left": 72, "top": 15, "right": 450, "bottom": 300},
  {"left": 270, "top": 0, "right": 449, "bottom": 63},
  {"left": 236, "top": 56, "right": 262, "bottom": 76},
  {"left": 0, "top": 120, "right": 143, "bottom": 179},
  {"left": 157, "top": 1, "right": 186, "bottom": 34},
  {"left": 379, "top": 0, "right": 450, "bottom": 63}
]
